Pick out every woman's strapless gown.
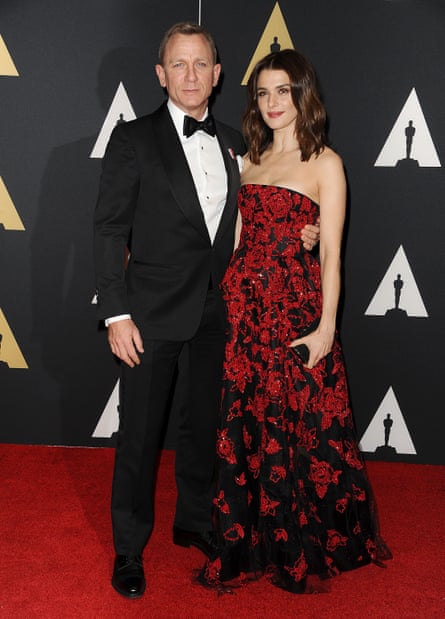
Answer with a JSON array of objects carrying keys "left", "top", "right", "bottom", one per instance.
[{"left": 200, "top": 184, "right": 390, "bottom": 593}]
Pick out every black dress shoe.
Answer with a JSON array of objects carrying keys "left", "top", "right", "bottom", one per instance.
[
  {"left": 112, "top": 555, "right": 146, "bottom": 599},
  {"left": 173, "top": 526, "right": 218, "bottom": 558}
]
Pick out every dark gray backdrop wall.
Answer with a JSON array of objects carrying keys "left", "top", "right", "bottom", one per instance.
[{"left": 1, "top": 1, "right": 444, "bottom": 464}]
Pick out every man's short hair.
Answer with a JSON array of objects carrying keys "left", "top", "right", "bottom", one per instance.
[{"left": 158, "top": 22, "right": 218, "bottom": 65}]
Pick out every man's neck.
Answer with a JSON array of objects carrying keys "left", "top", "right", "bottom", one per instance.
[{"left": 168, "top": 99, "right": 208, "bottom": 121}]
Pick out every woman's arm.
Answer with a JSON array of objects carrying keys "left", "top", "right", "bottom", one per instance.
[
  {"left": 233, "top": 209, "right": 242, "bottom": 251},
  {"left": 290, "top": 149, "right": 346, "bottom": 368},
  {"left": 317, "top": 149, "right": 347, "bottom": 338}
]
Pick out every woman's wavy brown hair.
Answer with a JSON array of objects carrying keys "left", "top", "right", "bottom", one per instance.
[{"left": 243, "top": 49, "right": 327, "bottom": 164}]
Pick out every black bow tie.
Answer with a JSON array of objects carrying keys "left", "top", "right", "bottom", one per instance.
[{"left": 183, "top": 114, "right": 216, "bottom": 138}]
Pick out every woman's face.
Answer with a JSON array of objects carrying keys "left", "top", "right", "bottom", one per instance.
[{"left": 256, "top": 69, "right": 297, "bottom": 132}]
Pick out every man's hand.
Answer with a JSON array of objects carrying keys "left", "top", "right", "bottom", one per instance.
[
  {"left": 107, "top": 319, "right": 144, "bottom": 368},
  {"left": 301, "top": 217, "right": 320, "bottom": 251}
]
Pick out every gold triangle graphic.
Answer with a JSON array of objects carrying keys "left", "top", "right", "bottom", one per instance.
[
  {"left": 241, "top": 2, "right": 294, "bottom": 85},
  {"left": 0, "top": 177, "right": 25, "bottom": 230},
  {"left": 0, "top": 34, "right": 19, "bottom": 76},
  {"left": 0, "top": 308, "right": 28, "bottom": 368}
]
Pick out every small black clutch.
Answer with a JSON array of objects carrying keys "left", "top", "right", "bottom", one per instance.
[
  {"left": 291, "top": 343, "right": 310, "bottom": 364},
  {"left": 290, "top": 317, "right": 320, "bottom": 364}
]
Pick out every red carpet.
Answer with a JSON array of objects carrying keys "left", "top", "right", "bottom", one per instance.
[{"left": 0, "top": 445, "right": 444, "bottom": 618}]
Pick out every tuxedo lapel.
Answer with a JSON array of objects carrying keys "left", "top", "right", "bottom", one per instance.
[
  {"left": 214, "top": 125, "right": 241, "bottom": 243},
  {"left": 152, "top": 104, "right": 210, "bottom": 242}
]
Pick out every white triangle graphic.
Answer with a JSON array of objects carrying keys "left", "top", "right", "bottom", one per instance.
[
  {"left": 92, "top": 379, "right": 120, "bottom": 438},
  {"left": 90, "top": 82, "right": 137, "bottom": 159},
  {"left": 91, "top": 292, "right": 97, "bottom": 305},
  {"left": 359, "top": 386, "right": 416, "bottom": 455},
  {"left": 365, "top": 245, "right": 428, "bottom": 317},
  {"left": 0, "top": 34, "right": 19, "bottom": 76},
  {"left": 375, "top": 88, "right": 441, "bottom": 167}
]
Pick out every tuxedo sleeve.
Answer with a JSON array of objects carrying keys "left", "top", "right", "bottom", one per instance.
[{"left": 93, "top": 124, "right": 140, "bottom": 320}]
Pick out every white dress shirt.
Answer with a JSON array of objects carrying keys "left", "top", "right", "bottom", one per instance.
[
  {"left": 167, "top": 100, "right": 227, "bottom": 243},
  {"left": 105, "top": 100, "right": 228, "bottom": 326}
]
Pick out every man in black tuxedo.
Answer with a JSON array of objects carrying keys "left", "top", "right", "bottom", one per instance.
[{"left": 94, "top": 22, "right": 318, "bottom": 599}]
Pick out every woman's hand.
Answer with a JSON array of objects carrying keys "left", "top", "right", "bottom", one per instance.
[{"left": 290, "top": 327, "right": 334, "bottom": 369}]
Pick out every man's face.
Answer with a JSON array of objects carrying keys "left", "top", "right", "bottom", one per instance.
[{"left": 155, "top": 33, "right": 221, "bottom": 119}]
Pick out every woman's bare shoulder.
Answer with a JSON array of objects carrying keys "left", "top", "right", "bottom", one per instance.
[
  {"left": 311, "top": 148, "right": 344, "bottom": 188},
  {"left": 314, "top": 146, "right": 343, "bottom": 169}
]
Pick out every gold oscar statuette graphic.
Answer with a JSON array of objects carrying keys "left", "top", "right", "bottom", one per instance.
[
  {"left": 241, "top": 2, "right": 294, "bottom": 85},
  {"left": 0, "top": 177, "right": 25, "bottom": 230},
  {"left": 0, "top": 34, "right": 19, "bottom": 76},
  {"left": 0, "top": 308, "right": 28, "bottom": 368}
]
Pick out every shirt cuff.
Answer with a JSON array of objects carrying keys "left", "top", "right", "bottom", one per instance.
[{"left": 105, "top": 314, "right": 131, "bottom": 327}]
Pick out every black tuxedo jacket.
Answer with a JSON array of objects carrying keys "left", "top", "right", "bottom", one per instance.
[{"left": 94, "top": 102, "right": 246, "bottom": 340}]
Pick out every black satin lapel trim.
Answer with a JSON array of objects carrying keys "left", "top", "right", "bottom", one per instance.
[
  {"left": 214, "top": 129, "right": 241, "bottom": 242},
  {"left": 152, "top": 105, "right": 210, "bottom": 242}
]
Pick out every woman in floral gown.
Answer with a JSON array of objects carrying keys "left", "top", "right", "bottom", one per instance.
[{"left": 199, "top": 49, "right": 391, "bottom": 593}]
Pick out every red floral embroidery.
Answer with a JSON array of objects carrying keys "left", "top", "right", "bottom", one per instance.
[
  {"left": 245, "top": 396, "right": 264, "bottom": 422},
  {"left": 324, "top": 555, "right": 340, "bottom": 576},
  {"left": 307, "top": 502, "right": 322, "bottom": 523},
  {"left": 284, "top": 551, "right": 308, "bottom": 582},
  {"left": 326, "top": 529, "right": 349, "bottom": 552},
  {"left": 289, "top": 446, "right": 295, "bottom": 471},
  {"left": 352, "top": 484, "right": 366, "bottom": 502},
  {"left": 259, "top": 486, "right": 280, "bottom": 516},
  {"left": 259, "top": 329, "right": 271, "bottom": 345},
  {"left": 234, "top": 472, "right": 247, "bottom": 486},
  {"left": 289, "top": 382, "right": 310, "bottom": 413},
  {"left": 226, "top": 399, "right": 242, "bottom": 422},
  {"left": 251, "top": 528, "right": 260, "bottom": 547},
  {"left": 269, "top": 465, "right": 286, "bottom": 483},
  {"left": 243, "top": 425, "right": 252, "bottom": 449},
  {"left": 366, "top": 538, "right": 377, "bottom": 559},
  {"left": 328, "top": 439, "right": 363, "bottom": 470},
  {"left": 308, "top": 456, "right": 342, "bottom": 498},
  {"left": 319, "top": 384, "right": 351, "bottom": 431},
  {"left": 203, "top": 557, "right": 221, "bottom": 585},
  {"left": 223, "top": 523, "right": 245, "bottom": 542},
  {"left": 266, "top": 414, "right": 286, "bottom": 430},
  {"left": 216, "top": 428, "right": 237, "bottom": 464},
  {"left": 213, "top": 490, "right": 230, "bottom": 514},
  {"left": 274, "top": 528, "right": 289, "bottom": 542},
  {"left": 265, "top": 370, "right": 284, "bottom": 400},
  {"left": 246, "top": 452, "right": 261, "bottom": 478},
  {"left": 296, "top": 421, "right": 319, "bottom": 451},
  {"left": 265, "top": 436, "right": 282, "bottom": 455},
  {"left": 335, "top": 497, "right": 348, "bottom": 513}
]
